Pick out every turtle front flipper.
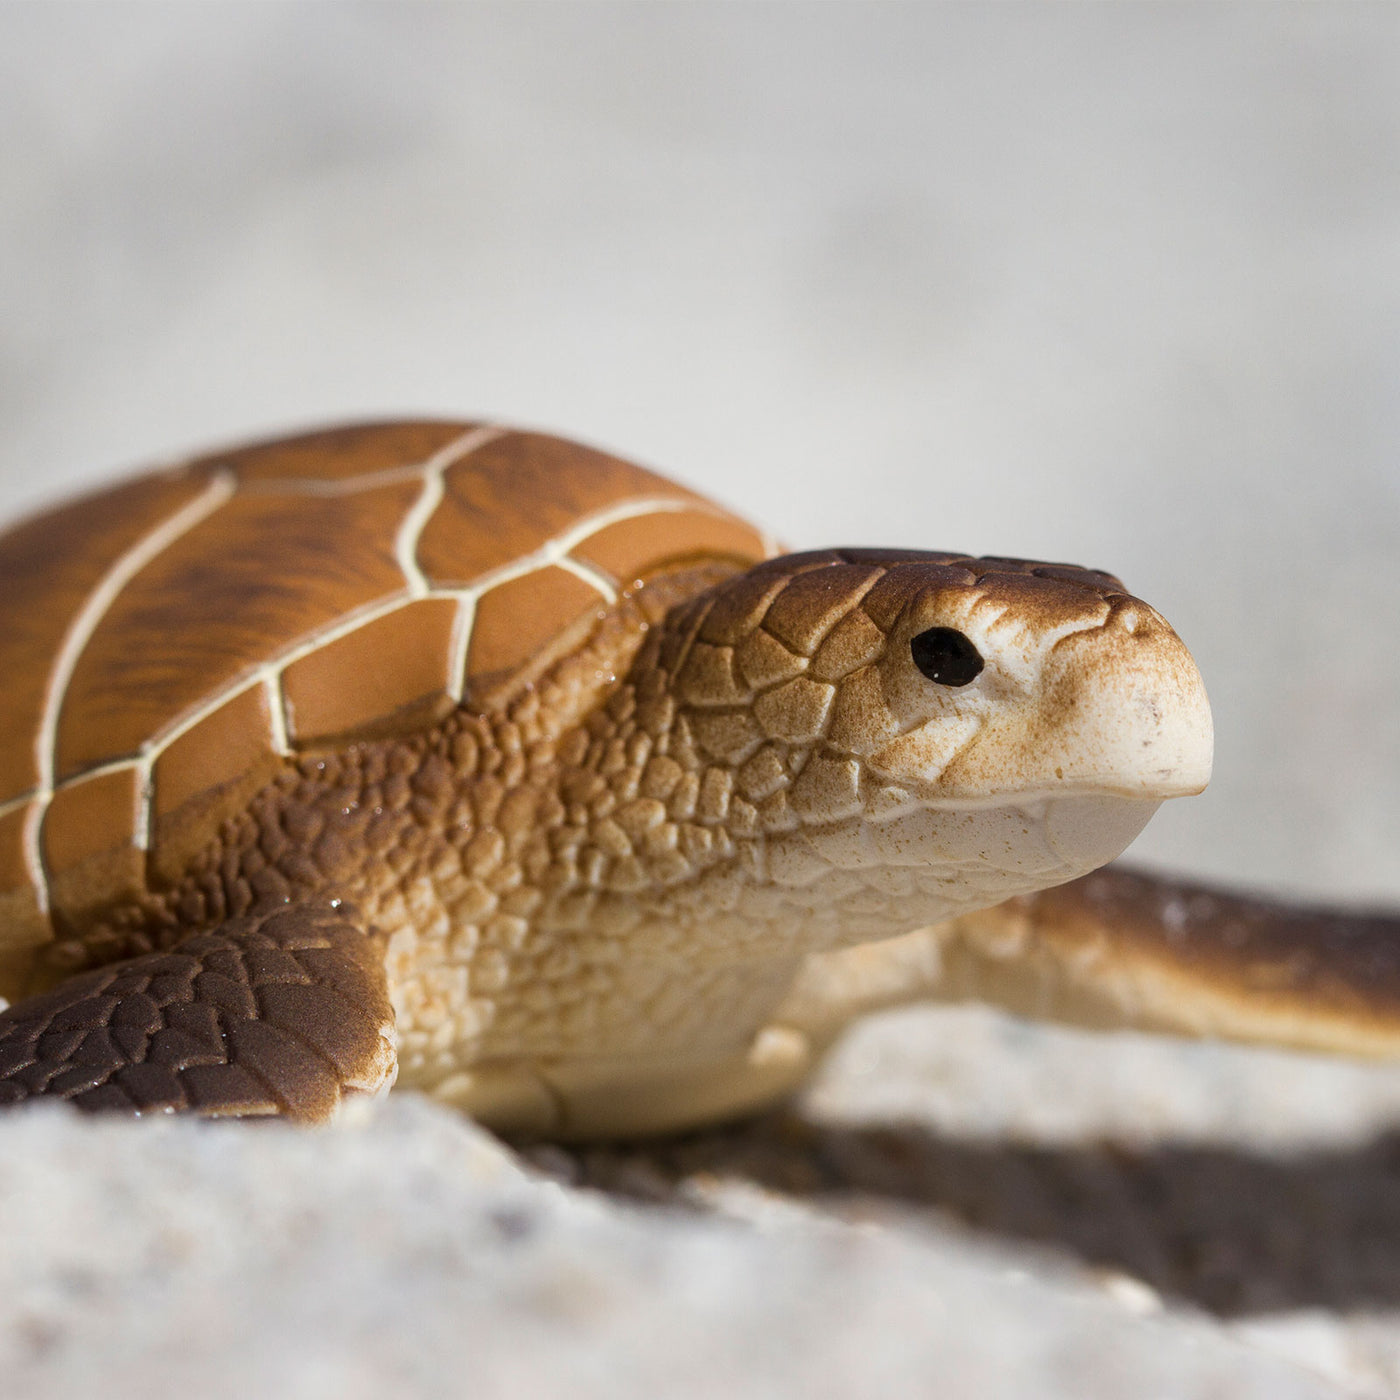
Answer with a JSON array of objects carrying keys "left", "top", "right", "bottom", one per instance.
[
  {"left": 0, "top": 902, "right": 395, "bottom": 1122},
  {"left": 775, "top": 867, "right": 1400, "bottom": 1061}
]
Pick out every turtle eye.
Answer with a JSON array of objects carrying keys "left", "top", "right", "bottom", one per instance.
[{"left": 910, "top": 627, "right": 984, "bottom": 687}]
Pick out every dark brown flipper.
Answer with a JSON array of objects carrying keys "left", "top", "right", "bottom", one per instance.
[
  {"left": 940, "top": 866, "right": 1400, "bottom": 1057},
  {"left": 0, "top": 903, "right": 396, "bottom": 1122}
]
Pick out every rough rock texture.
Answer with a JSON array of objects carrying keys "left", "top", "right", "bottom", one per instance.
[{"left": 6, "top": 1006, "right": 1400, "bottom": 1398}]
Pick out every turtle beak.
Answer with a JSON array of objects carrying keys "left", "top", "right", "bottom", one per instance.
[
  {"left": 938, "top": 600, "right": 1214, "bottom": 802},
  {"left": 1036, "top": 600, "right": 1214, "bottom": 799}
]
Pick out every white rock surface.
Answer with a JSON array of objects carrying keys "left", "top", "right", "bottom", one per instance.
[
  {"left": 6, "top": 1009, "right": 1400, "bottom": 1398},
  {"left": 0, "top": 1087, "right": 1365, "bottom": 1400}
]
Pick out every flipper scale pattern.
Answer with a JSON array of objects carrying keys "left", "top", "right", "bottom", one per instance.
[{"left": 0, "top": 903, "right": 395, "bottom": 1122}]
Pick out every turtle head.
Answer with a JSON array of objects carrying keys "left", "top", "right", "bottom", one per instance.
[
  {"left": 666, "top": 549, "right": 1212, "bottom": 931},
  {"left": 827, "top": 551, "right": 1212, "bottom": 785}
]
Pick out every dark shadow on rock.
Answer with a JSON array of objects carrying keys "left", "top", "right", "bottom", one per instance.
[{"left": 530, "top": 1114, "right": 1400, "bottom": 1317}]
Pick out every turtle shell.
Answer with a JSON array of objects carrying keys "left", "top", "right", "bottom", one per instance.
[{"left": 0, "top": 421, "right": 768, "bottom": 981}]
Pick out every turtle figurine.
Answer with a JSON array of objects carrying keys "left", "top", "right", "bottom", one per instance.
[{"left": 0, "top": 421, "right": 1396, "bottom": 1137}]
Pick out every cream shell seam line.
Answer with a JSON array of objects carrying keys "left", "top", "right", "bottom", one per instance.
[
  {"left": 393, "top": 425, "right": 509, "bottom": 597},
  {"left": 24, "top": 470, "right": 238, "bottom": 915},
  {"left": 446, "top": 596, "right": 477, "bottom": 705},
  {"left": 244, "top": 464, "right": 438, "bottom": 498}
]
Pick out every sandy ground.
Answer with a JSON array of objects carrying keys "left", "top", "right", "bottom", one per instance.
[{"left": 1, "top": 6, "right": 1398, "bottom": 1395}]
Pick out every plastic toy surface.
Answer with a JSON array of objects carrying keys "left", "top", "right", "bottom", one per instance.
[{"left": 0, "top": 422, "right": 1392, "bottom": 1137}]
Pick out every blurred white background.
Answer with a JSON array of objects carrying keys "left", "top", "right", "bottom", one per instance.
[{"left": 2, "top": 2, "right": 1396, "bottom": 900}]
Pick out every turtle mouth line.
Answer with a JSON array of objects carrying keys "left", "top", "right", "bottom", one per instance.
[{"left": 879, "top": 779, "right": 1202, "bottom": 813}]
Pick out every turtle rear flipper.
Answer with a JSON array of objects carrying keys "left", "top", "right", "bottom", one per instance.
[
  {"left": 0, "top": 902, "right": 395, "bottom": 1122},
  {"left": 966, "top": 866, "right": 1400, "bottom": 1058},
  {"left": 777, "top": 867, "right": 1400, "bottom": 1060}
]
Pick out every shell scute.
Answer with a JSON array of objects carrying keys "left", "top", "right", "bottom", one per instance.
[
  {"left": 414, "top": 431, "right": 704, "bottom": 588},
  {"left": 55, "top": 479, "right": 421, "bottom": 780},
  {"left": 227, "top": 420, "right": 478, "bottom": 487},
  {"left": 43, "top": 768, "right": 146, "bottom": 927},
  {"left": 464, "top": 567, "right": 607, "bottom": 702},
  {"left": 280, "top": 597, "right": 461, "bottom": 745},
  {"left": 151, "top": 683, "right": 277, "bottom": 825},
  {"left": 43, "top": 769, "right": 140, "bottom": 878},
  {"left": 0, "top": 467, "right": 219, "bottom": 805},
  {"left": 571, "top": 509, "right": 767, "bottom": 586}
]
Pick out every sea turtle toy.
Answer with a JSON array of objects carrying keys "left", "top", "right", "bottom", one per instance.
[{"left": 0, "top": 421, "right": 1394, "bottom": 1137}]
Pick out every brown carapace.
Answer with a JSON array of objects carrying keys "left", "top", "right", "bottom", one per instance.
[{"left": 0, "top": 421, "right": 1395, "bottom": 1136}]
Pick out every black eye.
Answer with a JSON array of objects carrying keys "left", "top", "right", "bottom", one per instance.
[{"left": 910, "top": 627, "right": 984, "bottom": 686}]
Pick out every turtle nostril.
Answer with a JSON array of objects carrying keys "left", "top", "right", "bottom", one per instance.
[{"left": 910, "top": 628, "right": 984, "bottom": 687}]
